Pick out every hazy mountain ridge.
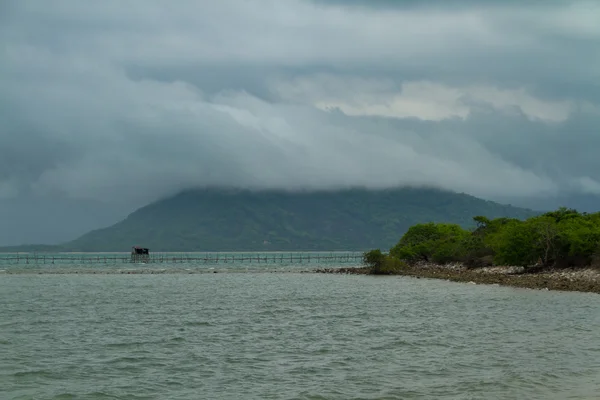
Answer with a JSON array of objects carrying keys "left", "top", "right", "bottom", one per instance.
[{"left": 26, "top": 187, "right": 537, "bottom": 252}]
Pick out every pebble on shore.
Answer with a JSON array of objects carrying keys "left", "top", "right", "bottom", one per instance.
[{"left": 316, "top": 263, "right": 600, "bottom": 294}]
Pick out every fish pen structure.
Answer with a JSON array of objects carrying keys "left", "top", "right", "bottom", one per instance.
[
  {"left": 0, "top": 252, "right": 365, "bottom": 266},
  {"left": 131, "top": 246, "right": 150, "bottom": 263}
]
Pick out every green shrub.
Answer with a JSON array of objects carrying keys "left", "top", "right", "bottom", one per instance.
[
  {"left": 384, "top": 208, "right": 600, "bottom": 270},
  {"left": 363, "top": 249, "right": 385, "bottom": 268},
  {"left": 390, "top": 222, "right": 470, "bottom": 264},
  {"left": 362, "top": 249, "right": 407, "bottom": 275},
  {"left": 371, "top": 256, "right": 407, "bottom": 275}
]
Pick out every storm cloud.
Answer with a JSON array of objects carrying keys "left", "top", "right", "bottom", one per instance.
[{"left": 1, "top": 0, "right": 599, "bottom": 208}]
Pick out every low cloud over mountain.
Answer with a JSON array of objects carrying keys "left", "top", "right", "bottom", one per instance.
[{"left": 1, "top": 0, "right": 599, "bottom": 244}]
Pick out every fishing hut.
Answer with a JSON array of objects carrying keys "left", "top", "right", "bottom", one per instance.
[{"left": 130, "top": 246, "right": 150, "bottom": 263}]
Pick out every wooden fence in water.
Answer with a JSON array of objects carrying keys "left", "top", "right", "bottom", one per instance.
[{"left": 0, "top": 253, "right": 365, "bottom": 266}]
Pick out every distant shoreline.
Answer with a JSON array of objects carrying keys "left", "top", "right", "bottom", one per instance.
[
  {"left": 2, "top": 264, "right": 599, "bottom": 294},
  {"left": 315, "top": 264, "right": 600, "bottom": 294}
]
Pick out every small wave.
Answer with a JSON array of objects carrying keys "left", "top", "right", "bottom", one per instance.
[
  {"left": 105, "top": 342, "right": 139, "bottom": 348},
  {"left": 297, "top": 394, "right": 329, "bottom": 400},
  {"left": 13, "top": 369, "right": 54, "bottom": 378},
  {"left": 51, "top": 394, "right": 77, "bottom": 399},
  {"left": 79, "top": 392, "right": 120, "bottom": 399},
  {"left": 104, "top": 340, "right": 162, "bottom": 348},
  {"left": 105, "top": 356, "right": 150, "bottom": 365},
  {"left": 184, "top": 321, "right": 211, "bottom": 326}
]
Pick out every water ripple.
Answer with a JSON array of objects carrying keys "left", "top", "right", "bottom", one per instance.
[{"left": 1, "top": 273, "right": 599, "bottom": 399}]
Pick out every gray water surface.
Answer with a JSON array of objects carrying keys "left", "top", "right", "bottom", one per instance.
[{"left": 1, "top": 272, "right": 599, "bottom": 399}]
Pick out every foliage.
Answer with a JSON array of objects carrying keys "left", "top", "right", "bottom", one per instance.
[
  {"left": 389, "top": 223, "right": 471, "bottom": 264},
  {"left": 363, "top": 249, "right": 385, "bottom": 268},
  {"left": 381, "top": 207, "right": 600, "bottom": 269},
  {"left": 19, "top": 187, "right": 536, "bottom": 252},
  {"left": 363, "top": 249, "right": 407, "bottom": 275},
  {"left": 488, "top": 219, "right": 543, "bottom": 267}
]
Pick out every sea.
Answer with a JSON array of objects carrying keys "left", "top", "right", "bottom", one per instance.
[{"left": 1, "top": 252, "right": 599, "bottom": 399}]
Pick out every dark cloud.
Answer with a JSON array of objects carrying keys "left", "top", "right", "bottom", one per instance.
[{"left": 1, "top": 0, "right": 600, "bottom": 244}]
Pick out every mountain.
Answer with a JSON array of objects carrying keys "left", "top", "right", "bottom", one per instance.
[{"left": 55, "top": 187, "right": 537, "bottom": 252}]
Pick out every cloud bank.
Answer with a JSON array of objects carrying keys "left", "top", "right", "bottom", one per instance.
[{"left": 1, "top": 0, "right": 599, "bottom": 207}]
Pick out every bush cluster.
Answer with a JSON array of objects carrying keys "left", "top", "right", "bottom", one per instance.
[
  {"left": 362, "top": 249, "right": 407, "bottom": 274},
  {"left": 369, "top": 208, "right": 600, "bottom": 270}
]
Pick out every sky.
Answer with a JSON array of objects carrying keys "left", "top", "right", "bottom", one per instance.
[{"left": 1, "top": 0, "right": 600, "bottom": 244}]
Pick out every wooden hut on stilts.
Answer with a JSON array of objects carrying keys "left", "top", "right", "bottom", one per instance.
[{"left": 130, "top": 246, "right": 150, "bottom": 263}]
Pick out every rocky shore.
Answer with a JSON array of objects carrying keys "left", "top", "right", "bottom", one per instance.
[{"left": 315, "top": 263, "right": 600, "bottom": 294}]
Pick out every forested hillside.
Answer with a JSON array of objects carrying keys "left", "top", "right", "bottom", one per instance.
[{"left": 61, "top": 187, "right": 537, "bottom": 252}]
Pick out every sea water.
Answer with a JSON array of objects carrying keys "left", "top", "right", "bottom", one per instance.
[{"left": 1, "top": 262, "right": 599, "bottom": 399}]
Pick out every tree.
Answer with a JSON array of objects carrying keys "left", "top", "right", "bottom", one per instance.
[
  {"left": 487, "top": 217, "right": 561, "bottom": 267},
  {"left": 390, "top": 222, "right": 470, "bottom": 264},
  {"left": 363, "top": 249, "right": 385, "bottom": 268},
  {"left": 473, "top": 216, "right": 491, "bottom": 229},
  {"left": 362, "top": 249, "right": 406, "bottom": 274},
  {"left": 531, "top": 217, "right": 561, "bottom": 266},
  {"left": 365, "top": 208, "right": 600, "bottom": 271},
  {"left": 555, "top": 212, "right": 600, "bottom": 266}
]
